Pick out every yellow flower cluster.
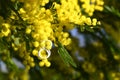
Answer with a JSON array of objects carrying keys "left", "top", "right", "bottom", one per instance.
[
  {"left": 15, "top": 0, "right": 54, "bottom": 68},
  {"left": 0, "top": 0, "right": 104, "bottom": 69},
  {"left": 82, "top": 61, "right": 96, "bottom": 73},
  {"left": 53, "top": 0, "right": 101, "bottom": 26},
  {"left": 110, "top": 72, "right": 120, "bottom": 80},
  {"left": 0, "top": 23, "right": 11, "bottom": 37},
  {"left": 8, "top": 68, "right": 29, "bottom": 80},
  {"left": 81, "top": 0, "right": 104, "bottom": 16}
]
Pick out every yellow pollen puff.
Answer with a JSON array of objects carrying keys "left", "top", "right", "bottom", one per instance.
[
  {"left": 10, "top": 15, "right": 15, "bottom": 19},
  {"left": 30, "top": 62, "right": 35, "bottom": 67},
  {"left": 97, "top": 21, "right": 101, "bottom": 25},
  {"left": 95, "top": 6, "right": 103, "bottom": 11},
  {"left": 2, "top": 23, "right": 10, "bottom": 28},
  {"left": 53, "top": 2, "right": 60, "bottom": 9},
  {"left": 66, "top": 38, "right": 72, "bottom": 45},
  {"left": 40, "top": 7, "right": 46, "bottom": 12},
  {"left": 24, "top": 3, "right": 31, "bottom": 10},
  {"left": 111, "top": 72, "right": 116, "bottom": 77},
  {"left": 39, "top": 59, "right": 51, "bottom": 67},
  {"left": 1, "top": 29, "right": 10, "bottom": 36},
  {"left": 88, "top": 12, "right": 93, "bottom": 16},
  {"left": 40, "top": 41, "right": 45, "bottom": 48},
  {"left": 114, "top": 55, "right": 120, "bottom": 60},
  {"left": 46, "top": 9, "right": 51, "bottom": 15},
  {"left": 26, "top": 27, "right": 31, "bottom": 34},
  {"left": 30, "top": 57, "right": 34, "bottom": 62},
  {"left": 86, "top": 18, "right": 91, "bottom": 25},
  {"left": 14, "top": 47, "right": 18, "bottom": 51},
  {"left": 63, "top": 33, "right": 69, "bottom": 38},
  {"left": 99, "top": 72, "right": 104, "bottom": 79},
  {"left": 26, "top": 65, "right": 30, "bottom": 70},
  {"left": 32, "top": 49, "right": 38, "bottom": 56},
  {"left": 92, "top": 18, "right": 97, "bottom": 26},
  {"left": 39, "top": 50, "right": 47, "bottom": 58},
  {"left": 25, "top": 55, "right": 31, "bottom": 60},
  {"left": 45, "top": 61, "right": 51, "bottom": 67},
  {"left": 45, "top": 41, "right": 52, "bottom": 48},
  {"left": 19, "top": 8, "right": 26, "bottom": 14},
  {"left": 40, "top": 0, "right": 49, "bottom": 6},
  {"left": 33, "top": 41, "right": 39, "bottom": 47},
  {"left": 12, "top": 43, "right": 15, "bottom": 47},
  {"left": 32, "top": 33, "right": 39, "bottom": 39},
  {"left": 81, "top": 16, "right": 86, "bottom": 22},
  {"left": 46, "top": 45, "right": 52, "bottom": 50},
  {"left": 39, "top": 61, "right": 45, "bottom": 67}
]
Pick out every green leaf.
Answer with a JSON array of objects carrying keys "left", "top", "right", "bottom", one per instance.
[
  {"left": 57, "top": 42, "right": 77, "bottom": 67},
  {"left": 104, "top": 6, "right": 120, "bottom": 17}
]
